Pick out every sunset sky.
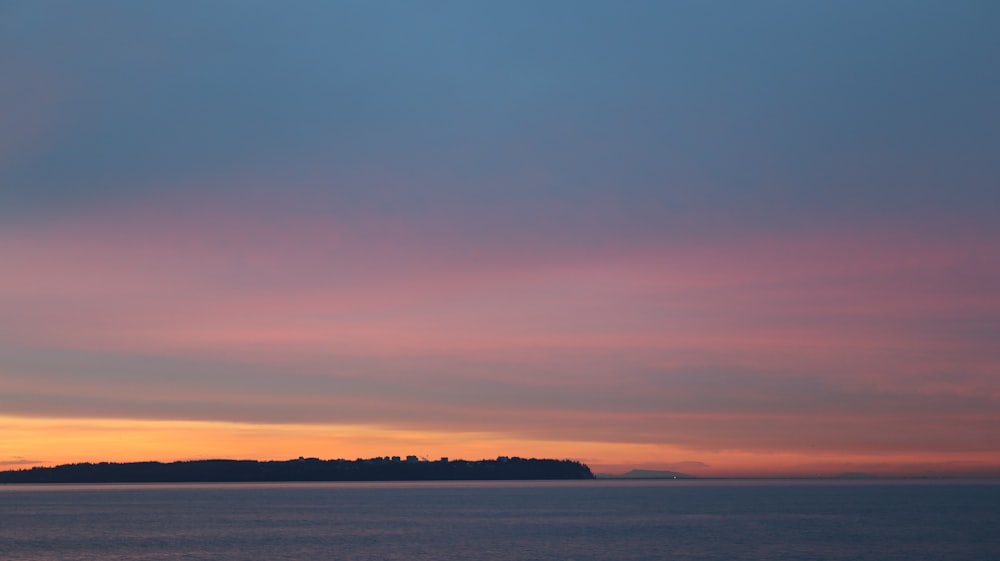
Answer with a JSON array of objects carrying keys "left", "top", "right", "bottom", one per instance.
[{"left": 2, "top": 1, "right": 999, "bottom": 477}]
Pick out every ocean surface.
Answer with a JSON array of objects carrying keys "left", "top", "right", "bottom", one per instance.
[{"left": 2, "top": 479, "right": 998, "bottom": 561}]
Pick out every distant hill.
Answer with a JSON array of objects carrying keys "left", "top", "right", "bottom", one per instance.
[
  {"left": 596, "top": 469, "right": 695, "bottom": 479},
  {"left": 834, "top": 472, "right": 879, "bottom": 479},
  {"left": 0, "top": 457, "right": 595, "bottom": 484}
]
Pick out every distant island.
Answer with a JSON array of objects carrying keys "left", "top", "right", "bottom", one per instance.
[
  {"left": 596, "top": 469, "right": 696, "bottom": 479},
  {"left": 0, "top": 456, "right": 594, "bottom": 484}
]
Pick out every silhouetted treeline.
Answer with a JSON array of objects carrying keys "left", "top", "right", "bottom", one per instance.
[{"left": 0, "top": 457, "right": 594, "bottom": 483}]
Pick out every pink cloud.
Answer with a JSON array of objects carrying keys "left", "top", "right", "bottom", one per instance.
[
  {"left": 3, "top": 199, "right": 997, "bottom": 374},
  {"left": 2, "top": 195, "right": 998, "bottom": 469}
]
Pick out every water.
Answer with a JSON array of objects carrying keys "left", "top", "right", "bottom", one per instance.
[{"left": 2, "top": 479, "right": 999, "bottom": 561}]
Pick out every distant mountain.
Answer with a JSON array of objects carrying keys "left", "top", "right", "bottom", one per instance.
[
  {"left": 596, "top": 469, "right": 695, "bottom": 479},
  {"left": 0, "top": 457, "right": 595, "bottom": 484}
]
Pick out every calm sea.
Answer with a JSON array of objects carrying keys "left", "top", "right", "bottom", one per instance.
[{"left": 2, "top": 479, "right": 998, "bottom": 561}]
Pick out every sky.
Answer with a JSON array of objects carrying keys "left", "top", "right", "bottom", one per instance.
[{"left": 2, "top": 0, "right": 999, "bottom": 477}]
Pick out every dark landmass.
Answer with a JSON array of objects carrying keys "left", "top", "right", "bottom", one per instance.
[
  {"left": 596, "top": 469, "right": 696, "bottom": 479},
  {"left": 833, "top": 472, "right": 879, "bottom": 479},
  {"left": 0, "top": 456, "right": 594, "bottom": 484}
]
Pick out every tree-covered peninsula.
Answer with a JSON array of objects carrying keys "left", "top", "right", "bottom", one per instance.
[{"left": 0, "top": 456, "right": 594, "bottom": 483}]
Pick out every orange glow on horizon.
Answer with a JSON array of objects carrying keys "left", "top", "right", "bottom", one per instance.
[{"left": 3, "top": 415, "right": 998, "bottom": 478}]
